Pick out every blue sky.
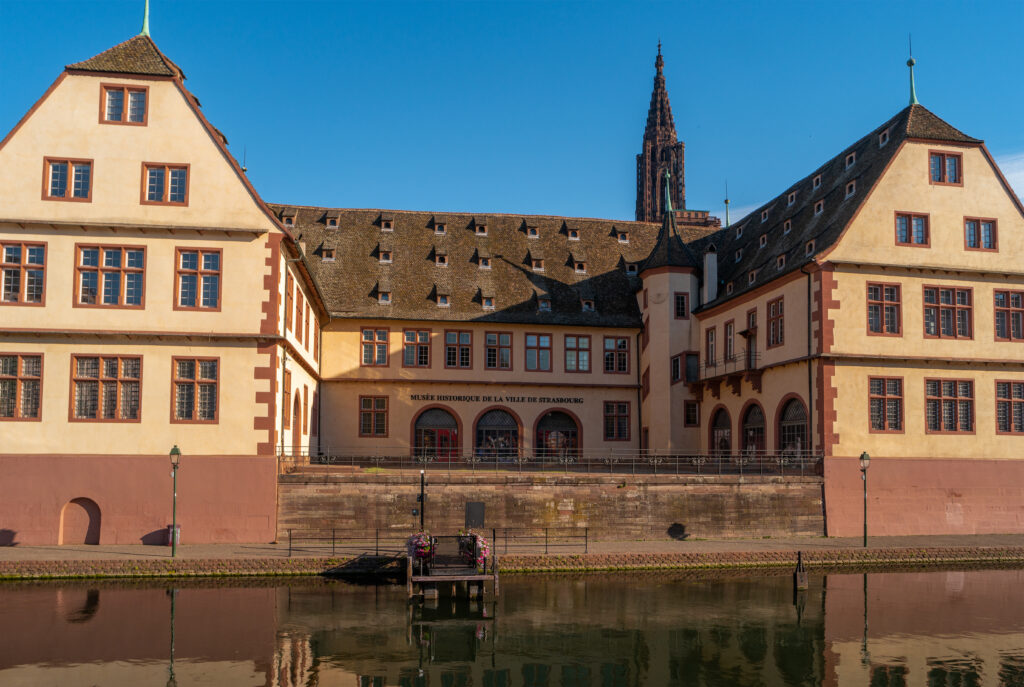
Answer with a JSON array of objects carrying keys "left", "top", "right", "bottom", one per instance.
[{"left": 2, "top": 0, "right": 1022, "bottom": 221}]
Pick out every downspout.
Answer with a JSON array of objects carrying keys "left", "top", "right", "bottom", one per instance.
[
  {"left": 800, "top": 261, "right": 815, "bottom": 453},
  {"left": 636, "top": 330, "right": 644, "bottom": 452}
]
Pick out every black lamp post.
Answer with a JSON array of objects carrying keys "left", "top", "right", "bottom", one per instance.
[
  {"left": 859, "top": 451, "right": 870, "bottom": 548},
  {"left": 170, "top": 445, "right": 181, "bottom": 557},
  {"left": 419, "top": 469, "right": 426, "bottom": 531}
]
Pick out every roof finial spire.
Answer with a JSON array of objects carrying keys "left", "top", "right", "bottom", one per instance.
[
  {"left": 664, "top": 169, "right": 673, "bottom": 215},
  {"left": 655, "top": 40, "right": 664, "bottom": 74},
  {"left": 724, "top": 181, "right": 731, "bottom": 228},
  {"left": 140, "top": 0, "right": 150, "bottom": 37},
  {"left": 907, "top": 34, "right": 919, "bottom": 105}
]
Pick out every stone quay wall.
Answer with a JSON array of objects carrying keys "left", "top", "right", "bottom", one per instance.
[{"left": 276, "top": 471, "right": 825, "bottom": 540}]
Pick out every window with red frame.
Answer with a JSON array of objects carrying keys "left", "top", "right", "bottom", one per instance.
[
  {"left": 76, "top": 245, "right": 145, "bottom": 307},
  {"left": 361, "top": 329, "right": 389, "bottom": 366},
  {"left": 485, "top": 332, "right": 512, "bottom": 370},
  {"left": 603, "top": 401, "right": 630, "bottom": 440},
  {"left": 683, "top": 401, "right": 700, "bottom": 427},
  {"left": 359, "top": 396, "right": 388, "bottom": 436},
  {"left": 1, "top": 243, "right": 45, "bottom": 305},
  {"left": 565, "top": 335, "right": 590, "bottom": 372},
  {"left": 525, "top": 334, "right": 552, "bottom": 371},
  {"left": 995, "top": 291, "right": 1024, "bottom": 341},
  {"left": 867, "top": 283, "right": 901, "bottom": 335},
  {"left": 604, "top": 337, "right": 629, "bottom": 373},
  {"left": 173, "top": 358, "right": 218, "bottom": 422},
  {"left": 924, "top": 286, "right": 971, "bottom": 339},
  {"left": 175, "top": 249, "right": 220, "bottom": 309},
  {"left": 404, "top": 330, "right": 430, "bottom": 367},
  {"left": 71, "top": 355, "right": 140, "bottom": 421},
  {"left": 929, "top": 151, "right": 961, "bottom": 185},
  {"left": 0, "top": 354, "right": 41, "bottom": 420},
  {"left": 767, "top": 298, "right": 784, "bottom": 347},
  {"left": 674, "top": 293, "right": 689, "bottom": 319},
  {"left": 446, "top": 331, "right": 472, "bottom": 368},
  {"left": 926, "top": 379, "right": 973, "bottom": 433},
  {"left": 869, "top": 377, "right": 903, "bottom": 432},
  {"left": 996, "top": 382, "right": 1024, "bottom": 434}
]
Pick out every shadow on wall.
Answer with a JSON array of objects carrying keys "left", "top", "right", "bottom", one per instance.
[
  {"left": 0, "top": 529, "right": 17, "bottom": 546},
  {"left": 667, "top": 523, "right": 689, "bottom": 540},
  {"left": 140, "top": 529, "right": 168, "bottom": 546}
]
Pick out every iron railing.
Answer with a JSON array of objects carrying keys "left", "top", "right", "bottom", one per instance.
[
  {"left": 282, "top": 448, "right": 823, "bottom": 477},
  {"left": 700, "top": 350, "right": 762, "bottom": 380},
  {"left": 286, "top": 527, "right": 589, "bottom": 557}
]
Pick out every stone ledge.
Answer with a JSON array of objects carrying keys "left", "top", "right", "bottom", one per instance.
[{"left": 279, "top": 472, "right": 824, "bottom": 487}]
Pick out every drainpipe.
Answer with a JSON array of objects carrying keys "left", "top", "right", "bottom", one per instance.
[
  {"left": 800, "top": 261, "right": 815, "bottom": 453},
  {"left": 635, "top": 330, "right": 644, "bottom": 453}
]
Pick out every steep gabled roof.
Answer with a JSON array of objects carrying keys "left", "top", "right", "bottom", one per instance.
[
  {"left": 698, "top": 104, "right": 982, "bottom": 310},
  {"left": 66, "top": 35, "right": 183, "bottom": 78}
]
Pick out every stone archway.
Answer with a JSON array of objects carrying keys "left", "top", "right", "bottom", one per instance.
[{"left": 59, "top": 498, "right": 101, "bottom": 545}]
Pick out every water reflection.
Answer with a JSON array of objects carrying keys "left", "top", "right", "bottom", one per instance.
[{"left": 0, "top": 567, "right": 1022, "bottom": 685}]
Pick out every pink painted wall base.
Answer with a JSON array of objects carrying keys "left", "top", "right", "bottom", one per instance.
[
  {"left": 824, "top": 456, "right": 1024, "bottom": 536},
  {"left": 0, "top": 455, "right": 278, "bottom": 545}
]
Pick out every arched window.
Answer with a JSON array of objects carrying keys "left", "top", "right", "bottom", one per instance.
[
  {"left": 475, "top": 409, "right": 519, "bottom": 461},
  {"left": 711, "top": 409, "right": 731, "bottom": 454},
  {"left": 536, "top": 411, "right": 579, "bottom": 457},
  {"left": 779, "top": 399, "right": 808, "bottom": 454},
  {"left": 414, "top": 408, "right": 459, "bottom": 460},
  {"left": 742, "top": 404, "right": 765, "bottom": 454}
]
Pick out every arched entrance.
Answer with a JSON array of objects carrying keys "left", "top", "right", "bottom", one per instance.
[
  {"left": 711, "top": 408, "right": 731, "bottom": 454},
  {"left": 742, "top": 404, "right": 766, "bottom": 454},
  {"left": 58, "top": 498, "right": 101, "bottom": 545},
  {"left": 475, "top": 408, "right": 519, "bottom": 461},
  {"left": 414, "top": 407, "right": 460, "bottom": 461},
  {"left": 535, "top": 410, "right": 580, "bottom": 458},
  {"left": 292, "top": 395, "right": 302, "bottom": 456},
  {"left": 778, "top": 398, "right": 808, "bottom": 454}
]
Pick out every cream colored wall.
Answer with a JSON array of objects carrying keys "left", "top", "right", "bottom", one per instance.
[
  {"left": 0, "top": 74, "right": 274, "bottom": 231},
  {"left": 0, "top": 340, "right": 265, "bottom": 455},
  {"left": 277, "top": 258, "right": 319, "bottom": 371},
  {"left": 278, "top": 350, "right": 319, "bottom": 455}
]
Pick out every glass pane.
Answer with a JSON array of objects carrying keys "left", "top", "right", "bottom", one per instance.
[
  {"left": 76, "top": 357, "right": 99, "bottom": 378},
  {"left": 539, "top": 350, "right": 550, "bottom": 370},
  {"left": 198, "top": 383, "right": 216, "bottom": 420},
  {"left": 21, "top": 356, "right": 41, "bottom": 377},
  {"left": 121, "top": 358, "right": 140, "bottom": 379},
  {"left": 127, "top": 90, "right": 146, "bottom": 122},
  {"left": 180, "top": 251, "right": 199, "bottom": 270},
  {"left": 202, "top": 252, "right": 220, "bottom": 271},
  {"left": 2, "top": 268, "right": 19, "bottom": 302},
  {"left": 886, "top": 379, "right": 901, "bottom": 396},
  {"left": 103, "top": 249, "right": 121, "bottom": 268},
  {"left": 579, "top": 351, "right": 589, "bottom": 370},
  {"left": 446, "top": 332, "right": 456, "bottom": 344},
  {"left": 176, "top": 383, "right": 195, "bottom": 420},
  {"left": 3, "top": 245, "right": 21, "bottom": 264},
  {"left": 125, "top": 250, "right": 144, "bottom": 269},
  {"left": 102, "top": 272, "right": 121, "bottom": 305},
  {"left": 486, "top": 333, "right": 496, "bottom": 345},
  {"left": 102, "top": 358, "right": 119, "bottom": 378},
  {"left": 25, "top": 269, "right": 43, "bottom": 303},
  {"left": 499, "top": 334, "right": 510, "bottom": 346},
  {"left": 869, "top": 378, "right": 883, "bottom": 395},
  {"left": 179, "top": 274, "right": 197, "bottom": 307},
  {"left": 169, "top": 168, "right": 187, "bottom": 203},
  {"left": 124, "top": 273, "right": 143, "bottom": 305},
  {"left": 177, "top": 360, "right": 195, "bottom": 380},
  {"left": 147, "top": 167, "right": 165, "bottom": 201},
  {"left": 72, "top": 164, "right": 90, "bottom": 198},
  {"left": 120, "top": 381, "right": 139, "bottom": 419},
  {"left": 201, "top": 275, "right": 218, "bottom": 307},
  {"left": 49, "top": 162, "right": 67, "bottom": 197},
  {"left": 81, "top": 248, "right": 99, "bottom": 267},
  {"left": 19, "top": 379, "right": 39, "bottom": 418},
  {"left": 460, "top": 332, "right": 470, "bottom": 345},
  {"left": 106, "top": 89, "right": 124, "bottom": 121}
]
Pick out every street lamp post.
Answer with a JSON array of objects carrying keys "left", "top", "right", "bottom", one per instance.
[
  {"left": 170, "top": 445, "right": 181, "bottom": 557},
  {"left": 419, "top": 469, "right": 425, "bottom": 531},
  {"left": 859, "top": 451, "right": 871, "bottom": 548}
]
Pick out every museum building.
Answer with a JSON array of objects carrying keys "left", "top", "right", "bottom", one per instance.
[{"left": 2, "top": 27, "right": 1024, "bottom": 544}]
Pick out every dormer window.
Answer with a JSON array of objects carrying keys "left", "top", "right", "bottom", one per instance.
[
  {"left": 735, "top": 225, "right": 743, "bottom": 238},
  {"left": 776, "top": 255, "right": 786, "bottom": 269},
  {"left": 845, "top": 180, "right": 856, "bottom": 198},
  {"left": 475, "top": 224, "right": 488, "bottom": 236},
  {"left": 784, "top": 219, "right": 792, "bottom": 234},
  {"left": 625, "top": 263, "right": 638, "bottom": 275},
  {"left": 787, "top": 191, "right": 796, "bottom": 207},
  {"left": 532, "top": 258, "right": 545, "bottom": 272},
  {"left": 283, "top": 216, "right": 294, "bottom": 227},
  {"left": 435, "top": 253, "right": 448, "bottom": 267},
  {"left": 482, "top": 296, "right": 495, "bottom": 310},
  {"left": 435, "top": 223, "right": 447, "bottom": 235},
  {"left": 618, "top": 231, "right": 630, "bottom": 243},
  {"left": 322, "top": 248, "right": 336, "bottom": 262},
  {"left": 805, "top": 240, "right": 815, "bottom": 256},
  {"left": 381, "top": 219, "right": 394, "bottom": 232},
  {"left": 437, "top": 294, "right": 450, "bottom": 307},
  {"left": 327, "top": 217, "right": 338, "bottom": 228},
  {"left": 879, "top": 129, "right": 890, "bottom": 147},
  {"left": 814, "top": 199, "right": 824, "bottom": 216},
  {"left": 734, "top": 249, "right": 742, "bottom": 262},
  {"left": 726, "top": 282, "right": 734, "bottom": 295},
  {"left": 760, "top": 210, "right": 769, "bottom": 223},
  {"left": 845, "top": 152, "right": 856, "bottom": 169},
  {"left": 479, "top": 257, "right": 491, "bottom": 269},
  {"left": 379, "top": 250, "right": 392, "bottom": 264},
  {"left": 581, "top": 299, "right": 595, "bottom": 312},
  {"left": 538, "top": 298, "right": 551, "bottom": 312},
  {"left": 527, "top": 226, "right": 539, "bottom": 238},
  {"left": 568, "top": 229, "right": 580, "bottom": 240},
  {"left": 575, "top": 261, "right": 586, "bottom": 273},
  {"left": 759, "top": 234, "right": 768, "bottom": 249},
  {"left": 812, "top": 174, "right": 822, "bottom": 190},
  {"left": 378, "top": 291, "right": 391, "bottom": 305},
  {"left": 748, "top": 270, "right": 757, "bottom": 285}
]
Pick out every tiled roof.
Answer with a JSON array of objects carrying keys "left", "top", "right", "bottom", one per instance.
[
  {"left": 66, "top": 35, "right": 182, "bottom": 78},
  {"left": 699, "top": 104, "right": 982, "bottom": 310},
  {"left": 273, "top": 207, "right": 716, "bottom": 328}
]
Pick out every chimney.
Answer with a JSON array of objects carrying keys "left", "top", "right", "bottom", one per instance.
[{"left": 703, "top": 245, "right": 718, "bottom": 305}]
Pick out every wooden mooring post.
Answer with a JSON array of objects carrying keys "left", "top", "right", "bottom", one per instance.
[{"left": 793, "top": 551, "right": 809, "bottom": 591}]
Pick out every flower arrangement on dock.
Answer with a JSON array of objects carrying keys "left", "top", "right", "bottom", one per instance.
[
  {"left": 458, "top": 529, "right": 490, "bottom": 570},
  {"left": 409, "top": 532, "right": 432, "bottom": 559}
]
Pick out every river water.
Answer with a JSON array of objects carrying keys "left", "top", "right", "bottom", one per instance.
[{"left": 1, "top": 567, "right": 1023, "bottom": 686}]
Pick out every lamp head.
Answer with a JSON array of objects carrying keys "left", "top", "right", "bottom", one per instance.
[
  {"left": 859, "top": 452, "right": 870, "bottom": 471},
  {"left": 169, "top": 445, "right": 181, "bottom": 467}
]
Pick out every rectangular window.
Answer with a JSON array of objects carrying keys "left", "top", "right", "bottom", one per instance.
[
  {"left": 43, "top": 157, "right": 92, "bottom": 201},
  {"left": 359, "top": 396, "right": 388, "bottom": 437},
  {"left": 923, "top": 286, "right": 972, "bottom": 339},
  {"left": 867, "top": 283, "right": 901, "bottom": 335},
  {"left": 869, "top": 377, "right": 903, "bottom": 432},
  {"left": 964, "top": 217, "right": 997, "bottom": 251},
  {"left": 361, "top": 328, "right": 389, "bottom": 366},
  {"left": 925, "top": 379, "right": 973, "bottom": 433},
  {"left": 683, "top": 400, "right": 699, "bottom": 427},
  {"left": 565, "top": 335, "right": 590, "bottom": 373},
  {"left": 75, "top": 245, "right": 145, "bottom": 307},
  {"left": 101, "top": 84, "right": 148, "bottom": 124},
  {"left": 603, "top": 337, "right": 629, "bottom": 374},
  {"left": 295, "top": 291, "right": 304, "bottom": 346},
  {"left": 304, "top": 303, "right": 310, "bottom": 350},
  {"left": 674, "top": 292, "right": 689, "bottom": 319},
  {"left": 445, "top": 330, "right": 472, "bottom": 369},
  {"left": 283, "top": 370, "right": 291, "bottom": 425},
  {"left": 175, "top": 248, "right": 220, "bottom": 310},
  {"left": 485, "top": 332, "right": 512, "bottom": 370},
  {"left": 670, "top": 354, "right": 681, "bottom": 383},
  {"left": 767, "top": 297, "right": 784, "bottom": 347},
  {"left": 525, "top": 333, "right": 552, "bottom": 371},
  {"left": 996, "top": 381, "right": 1024, "bottom": 434},
  {"left": 995, "top": 291, "right": 1024, "bottom": 341},
  {"left": 603, "top": 401, "right": 630, "bottom": 441},
  {"left": 1, "top": 242, "right": 46, "bottom": 305},
  {"left": 929, "top": 151, "right": 962, "bottom": 185},
  {"left": 142, "top": 163, "right": 189, "bottom": 205},
  {"left": 0, "top": 354, "right": 42, "bottom": 420},
  {"left": 895, "top": 212, "right": 929, "bottom": 246},
  {"left": 403, "top": 329, "right": 431, "bottom": 367},
  {"left": 724, "top": 321, "right": 735, "bottom": 361},
  {"left": 71, "top": 355, "right": 141, "bottom": 421},
  {"left": 172, "top": 358, "right": 218, "bottom": 423},
  {"left": 685, "top": 353, "right": 699, "bottom": 383},
  {"left": 705, "top": 328, "right": 716, "bottom": 368},
  {"left": 284, "top": 272, "right": 293, "bottom": 332}
]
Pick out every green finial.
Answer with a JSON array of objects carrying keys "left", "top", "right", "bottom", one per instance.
[
  {"left": 724, "top": 181, "right": 730, "bottom": 228},
  {"left": 663, "top": 169, "right": 673, "bottom": 215},
  {"left": 140, "top": 0, "right": 150, "bottom": 36},
  {"left": 907, "top": 35, "right": 918, "bottom": 105}
]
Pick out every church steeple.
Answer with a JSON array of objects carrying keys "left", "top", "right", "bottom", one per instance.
[{"left": 636, "top": 44, "right": 685, "bottom": 222}]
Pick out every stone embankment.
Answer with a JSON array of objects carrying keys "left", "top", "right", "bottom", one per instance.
[{"left": 2, "top": 546, "right": 1023, "bottom": 580}]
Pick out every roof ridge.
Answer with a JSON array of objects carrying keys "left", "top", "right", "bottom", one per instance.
[
  {"left": 266, "top": 203, "right": 663, "bottom": 227},
  {"left": 65, "top": 34, "right": 179, "bottom": 78}
]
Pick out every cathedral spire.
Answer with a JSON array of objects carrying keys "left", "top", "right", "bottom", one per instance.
[{"left": 636, "top": 44, "right": 685, "bottom": 222}]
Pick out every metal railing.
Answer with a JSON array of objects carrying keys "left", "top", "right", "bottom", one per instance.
[
  {"left": 282, "top": 448, "right": 823, "bottom": 477},
  {"left": 700, "top": 350, "right": 761, "bottom": 380},
  {"left": 286, "top": 527, "right": 589, "bottom": 557}
]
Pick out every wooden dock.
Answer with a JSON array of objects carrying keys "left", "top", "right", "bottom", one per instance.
[{"left": 406, "top": 535, "right": 499, "bottom": 599}]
